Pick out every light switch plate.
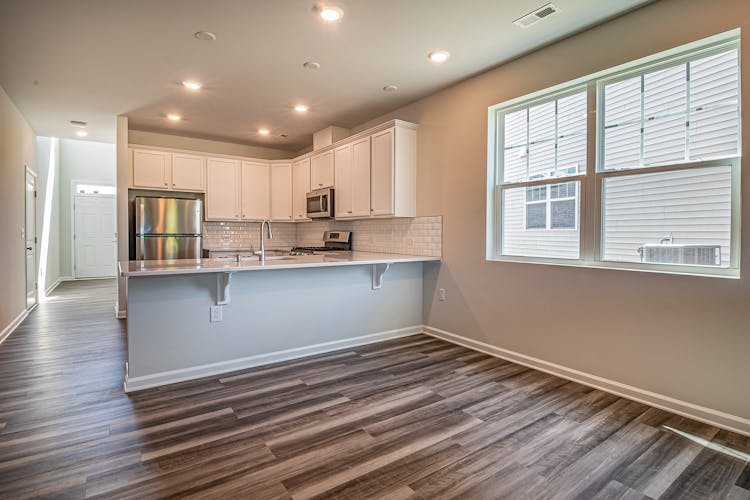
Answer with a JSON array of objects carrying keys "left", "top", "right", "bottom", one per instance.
[{"left": 210, "top": 305, "right": 223, "bottom": 323}]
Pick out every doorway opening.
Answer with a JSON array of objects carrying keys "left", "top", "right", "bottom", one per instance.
[{"left": 25, "top": 168, "right": 37, "bottom": 309}]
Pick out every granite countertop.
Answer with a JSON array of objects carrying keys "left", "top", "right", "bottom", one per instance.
[{"left": 120, "top": 251, "right": 440, "bottom": 277}]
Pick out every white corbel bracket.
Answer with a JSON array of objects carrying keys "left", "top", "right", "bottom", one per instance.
[
  {"left": 216, "top": 272, "right": 233, "bottom": 305},
  {"left": 372, "top": 263, "right": 390, "bottom": 290}
]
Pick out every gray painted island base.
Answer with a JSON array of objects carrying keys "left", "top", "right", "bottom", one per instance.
[{"left": 125, "top": 262, "right": 427, "bottom": 391}]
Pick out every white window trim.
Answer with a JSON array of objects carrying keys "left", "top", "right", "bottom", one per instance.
[{"left": 486, "top": 29, "right": 741, "bottom": 279}]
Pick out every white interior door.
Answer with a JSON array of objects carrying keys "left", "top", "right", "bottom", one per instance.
[
  {"left": 74, "top": 194, "right": 117, "bottom": 278},
  {"left": 25, "top": 170, "right": 37, "bottom": 308}
]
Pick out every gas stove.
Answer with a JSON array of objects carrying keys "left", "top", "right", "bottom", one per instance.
[{"left": 291, "top": 231, "right": 352, "bottom": 255}]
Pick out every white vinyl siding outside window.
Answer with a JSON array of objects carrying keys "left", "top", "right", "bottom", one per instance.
[{"left": 488, "top": 30, "right": 741, "bottom": 277}]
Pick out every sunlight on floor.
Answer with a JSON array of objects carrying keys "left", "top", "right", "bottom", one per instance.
[{"left": 664, "top": 425, "right": 750, "bottom": 462}]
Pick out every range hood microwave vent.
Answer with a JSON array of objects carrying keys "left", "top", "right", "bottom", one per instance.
[{"left": 513, "top": 3, "right": 560, "bottom": 28}]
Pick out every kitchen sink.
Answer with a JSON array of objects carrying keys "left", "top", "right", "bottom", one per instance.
[{"left": 238, "top": 255, "right": 295, "bottom": 262}]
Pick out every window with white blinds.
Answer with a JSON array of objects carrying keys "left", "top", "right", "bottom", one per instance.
[
  {"left": 602, "top": 48, "right": 740, "bottom": 170},
  {"left": 488, "top": 30, "right": 741, "bottom": 277}
]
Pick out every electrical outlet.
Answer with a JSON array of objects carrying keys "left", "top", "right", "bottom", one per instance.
[
  {"left": 439, "top": 288, "right": 446, "bottom": 301},
  {"left": 210, "top": 305, "right": 223, "bottom": 323}
]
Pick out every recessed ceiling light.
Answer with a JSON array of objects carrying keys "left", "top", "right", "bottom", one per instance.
[
  {"left": 294, "top": 104, "right": 309, "bottom": 113},
  {"left": 182, "top": 81, "right": 202, "bottom": 91},
  {"left": 258, "top": 128, "right": 270, "bottom": 135},
  {"left": 194, "top": 31, "right": 216, "bottom": 41},
  {"left": 428, "top": 50, "right": 450, "bottom": 63},
  {"left": 317, "top": 5, "right": 343, "bottom": 22},
  {"left": 303, "top": 61, "right": 321, "bottom": 70},
  {"left": 383, "top": 85, "right": 399, "bottom": 92},
  {"left": 167, "top": 114, "right": 182, "bottom": 121},
  {"left": 75, "top": 130, "right": 88, "bottom": 137},
  {"left": 70, "top": 120, "right": 87, "bottom": 128}
]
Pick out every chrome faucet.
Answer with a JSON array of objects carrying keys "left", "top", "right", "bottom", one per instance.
[{"left": 259, "top": 220, "right": 273, "bottom": 262}]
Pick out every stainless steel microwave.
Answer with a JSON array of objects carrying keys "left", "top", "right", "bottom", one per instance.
[{"left": 306, "top": 187, "right": 334, "bottom": 219}]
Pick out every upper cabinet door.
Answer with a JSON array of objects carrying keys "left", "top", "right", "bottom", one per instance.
[
  {"left": 370, "top": 128, "right": 395, "bottom": 216},
  {"left": 351, "top": 137, "right": 371, "bottom": 218},
  {"left": 270, "top": 163, "right": 293, "bottom": 221},
  {"left": 310, "top": 150, "right": 334, "bottom": 189},
  {"left": 171, "top": 153, "right": 205, "bottom": 192},
  {"left": 241, "top": 161, "right": 270, "bottom": 221},
  {"left": 132, "top": 148, "right": 170, "bottom": 189},
  {"left": 206, "top": 158, "right": 240, "bottom": 220},
  {"left": 334, "top": 144, "right": 353, "bottom": 218},
  {"left": 292, "top": 158, "right": 311, "bottom": 221}
]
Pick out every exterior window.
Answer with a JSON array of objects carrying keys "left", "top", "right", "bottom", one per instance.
[
  {"left": 503, "top": 92, "right": 587, "bottom": 183},
  {"left": 503, "top": 180, "right": 581, "bottom": 260},
  {"left": 524, "top": 182, "right": 578, "bottom": 230},
  {"left": 602, "top": 49, "right": 740, "bottom": 170},
  {"left": 598, "top": 45, "right": 740, "bottom": 271},
  {"left": 488, "top": 30, "right": 741, "bottom": 277},
  {"left": 497, "top": 90, "right": 586, "bottom": 260}
]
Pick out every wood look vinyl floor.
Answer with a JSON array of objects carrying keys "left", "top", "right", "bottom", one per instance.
[{"left": 0, "top": 279, "right": 748, "bottom": 499}]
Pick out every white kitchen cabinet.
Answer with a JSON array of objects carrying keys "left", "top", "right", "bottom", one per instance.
[
  {"left": 351, "top": 137, "right": 372, "bottom": 217},
  {"left": 371, "top": 125, "right": 416, "bottom": 217},
  {"left": 171, "top": 153, "right": 205, "bottom": 192},
  {"left": 310, "top": 150, "right": 334, "bottom": 189},
  {"left": 292, "top": 158, "right": 310, "bottom": 221},
  {"left": 271, "top": 163, "right": 293, "bottom": 221},
  {"left": 206, "top": 157, "right": 241, "bottom": 220},
  {"left": 241, "top": 161, "right": 270, "bottom": 221},
  {"left": 335, "top": 137, "right": 371, "bottom": 219},
  {"left": 132, "top": 148, "right": 171, "bottom": 189},
  {"left": 131, "top": 148, "right": 205, "bottom": 192},
  {"left": 334, "top": 144, "right": 352, "bottom": 218}
]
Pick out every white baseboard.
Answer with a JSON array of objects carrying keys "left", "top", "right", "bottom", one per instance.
[
  {"left": 0, "top": 308, "right": 31, "bottom": 346},
  {"left": 124, "top": 325, "right": 422, "bottom": 392},
  {"left": 423, "top": 325, "right": 750, "bottom": 438},
  {"left": 44, "top": 277, "right": 62, "bottom": 296},
  {"left": 59, "top": 275, "right": 75, "bottom": 282},
  {"left": 114, "top": 301, "right": 126, "bottom": 319}
]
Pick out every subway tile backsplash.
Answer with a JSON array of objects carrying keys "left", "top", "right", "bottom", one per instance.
[
  {"left": 296, "top": 216, "right": 442, "bottom": 257},
  {"left": 203, "top": 221, "right": 297, "bottom": 251},
  {"left": 203, "top": 216, "right": 442, "bottom": 257}
]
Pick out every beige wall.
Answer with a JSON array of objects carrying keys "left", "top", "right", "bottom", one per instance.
[
  {"left": 0, "top": 86, "right": 37, "bottom": 333},
  {"left": 360, "top": 0, "right": 750, "bottom": 422},
  {"left": 59, "top": 139, "right": 116, "bottom": 277},
  {"left": 128, "top": 129, "right": 291, "bottom": 160},
  {"left": 116, "top": 116, "right": 129, "bottom": 316}
]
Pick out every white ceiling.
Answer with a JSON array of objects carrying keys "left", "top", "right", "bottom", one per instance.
[{"left": 0, "top": 0, "right": 652, "bottom": 151}]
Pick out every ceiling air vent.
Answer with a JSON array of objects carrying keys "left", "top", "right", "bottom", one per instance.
[{"left": 513, "top": 3, "right": 560, "bottom": 28}]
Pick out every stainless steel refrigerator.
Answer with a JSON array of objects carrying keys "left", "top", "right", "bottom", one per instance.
[{"left": 134, "top": 197, "right": 202, "bottom": 260}]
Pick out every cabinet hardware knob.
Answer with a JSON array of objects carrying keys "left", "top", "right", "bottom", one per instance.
[{"left": 348, "top": 210, "right": 352, "bottom": 214}]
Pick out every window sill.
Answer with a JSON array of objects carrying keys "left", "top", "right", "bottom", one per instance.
[{"left": 486, "top": 255, "right": 740, "bottom": 279}]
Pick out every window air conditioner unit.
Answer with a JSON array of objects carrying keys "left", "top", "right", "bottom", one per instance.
[{"left": 638, "top": 244, "right": 721, "bottom": 266}]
